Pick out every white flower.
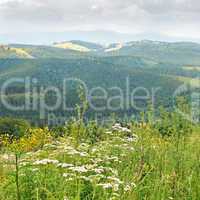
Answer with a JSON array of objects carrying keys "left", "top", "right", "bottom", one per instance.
[
  {"left": 67, "top": 149, "right": 80, "bottom": 155},
  {"left": 112, "top": 124, "right": 132, "bottom": 133},
  {"left": 113, "top": 183, "right": 119, "bottom": 191},
  {"left": 63, "top": 173, "right": 68, "bottom": 178},
  {"left": 131, "top": 182, "right": 136, "bottom": 187},
  {"left": 85, "top": 164, "right": 98, "bottom": 170},
  {"left": 92, "top": 158, "right": 103, "bottom": 163},
  {"left": 20, "top": 162, "right": 29, "bottom": 166},
  {"left": 79, "top": 152, "right": 88, "bottom": 157},
  {"left": 113, "top": 123, "right": 121, "bottom": 128},
  {"left": 63, "top": 173, "right": 71, "bottom": 178},
  {"left": 98, "top": 183, "right": 113, "bottom": 189},
  {"left": 124, "top": 182, "right": 136, "bottom": 191},
  {"left": 124, "top": 185, "right": 131, "bottom": 192},
  {"left": 69, "top": 166, "right": 88, "bottom": 173},
  {"left": 57, "top": 163, "right": 74, "bottom": 168},
  {"left": 94, "top": 168, "right": 104, "bottom": 174},
  {"left": 121, "top": 127, "right": 131, "bottom": 133},
  {"left": 91, "top": 148, "right": 98, "bottom": 153},
  {"left": 34, "top": 159, "right": 59, "bottom": 165},
  {"left": 106, "top": 156, "right": 119, "bottom": 162}
]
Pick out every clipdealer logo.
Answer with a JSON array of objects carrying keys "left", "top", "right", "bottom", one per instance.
[{"left": 173, "top": 77, "right": 200, "bottom": 123}]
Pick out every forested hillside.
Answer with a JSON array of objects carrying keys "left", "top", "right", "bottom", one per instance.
[{"left": 0, "top": 40, "right": 200, "bottom": 123}]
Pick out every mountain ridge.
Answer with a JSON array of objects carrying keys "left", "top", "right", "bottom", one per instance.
[{"left": 2, "top": 40, "right": 200, "bottom": 65}]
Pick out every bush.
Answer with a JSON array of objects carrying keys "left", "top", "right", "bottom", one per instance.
[{"left": 0, "top": 117, "right": 30, "bottom": 139}]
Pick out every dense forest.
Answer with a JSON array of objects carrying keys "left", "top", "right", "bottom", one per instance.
[{"left": 1, "top": 40, "right": 200, "bottom": 124}]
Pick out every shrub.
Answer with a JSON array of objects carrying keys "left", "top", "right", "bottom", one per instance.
[{"left": 0, "top": 117, "right": 30, "bottom": 139}]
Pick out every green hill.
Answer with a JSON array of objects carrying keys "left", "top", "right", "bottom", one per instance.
[{"left": 1, "top": 40, "right": 200, "bottom": 122}]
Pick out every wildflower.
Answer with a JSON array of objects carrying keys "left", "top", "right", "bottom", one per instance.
[
  {"left": 121, "top": 127, "right": 131, "bottom": 133},
  {"left": 63, "top": 173, "right": 70, "bottom": 178},
  {"left": 20, "top": 161, "right": 29, "bottom": 166},
  {"left": 112, "top": 123, "right": 121, "bottom": 128},
  {"left": 92, "top": 158, "right": 103, "bottom": 163},
  {"left": 69, "top": 166, "right": 88, "bottom": 173},
  {"left": 93, "top": 168, "right": 104, "bottom": 174},
  {"left": 124, "top": 182, "right": 136, "bottom": 192},
  {"left": 34, "top": 159, "right": 59, "bottom": 165},
  {"left": 113, "top": 183, "right": 119, "bottom": 191},
  {"left": 91, "top": 148, "right": 98, "bottom": 153},
  {"left": 98, "top": 183, "right": 113, "bottom": 189},
  {"left": 79, "top": 152, "right": 88, "bottom": 157},
  {"left": 130, "top": 182, "right": 136, "bottom": 187},
  {"left": 112, "top": 123, "right": 122, "bottom": 131},
  {"left": 85, "top": 164, "right": 98, "bottom": 170},
  {"left": 57, "top": 163, "right": 74, "bottom": 168},
  {"left": 67, "top": 149, "right": 80, "bottom": 155},
  {"left": 105, "top": 156, "right": 119, "bottom": 162},
  {"left": 124, "top": 185, "right": 131, "bottom": 192},
  {"left": 126, "top": 137, "right": 136, "bottom": 142},
  {"left": 112, "top": 123, "right": 132, "bottom": 133}
]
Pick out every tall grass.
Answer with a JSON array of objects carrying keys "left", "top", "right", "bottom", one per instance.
[{"left": 0, "top": 118, "right": 200, "bottom": 200}]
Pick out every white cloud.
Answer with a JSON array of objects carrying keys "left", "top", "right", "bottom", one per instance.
[{"left": 0, "top": 0, "right": 200, "bottom": 42}]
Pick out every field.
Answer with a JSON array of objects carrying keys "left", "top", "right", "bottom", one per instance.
[
  {"left": 0, "top": 118, "right": 200, "bottom": 200},
  {"left": 1, "top": 40, "right": 200, "bottom": 200}
]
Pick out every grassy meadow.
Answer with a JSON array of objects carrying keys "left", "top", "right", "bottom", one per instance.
[{"left": 0, "top": 113, "right": 200, "bottom": 200}]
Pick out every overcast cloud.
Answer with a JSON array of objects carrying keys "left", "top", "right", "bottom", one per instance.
[{"left": 0, "top": 0, "right": 200, "bottom": 43}]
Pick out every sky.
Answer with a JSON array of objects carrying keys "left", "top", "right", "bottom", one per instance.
[{"left": 0, "top": 0, "right": 200, "bottom": 44}]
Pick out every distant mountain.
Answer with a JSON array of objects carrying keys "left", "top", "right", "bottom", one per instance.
[
  {"left": 1, "top": 40, "right": 200, "bottom": 66},
  {"left": 104, "top": 40, "right": 200, "bottom": 65}
]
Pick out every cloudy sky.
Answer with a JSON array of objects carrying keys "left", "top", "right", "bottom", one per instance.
[{"left": 0, "top": 0, "right": 200, "bottom": 44}]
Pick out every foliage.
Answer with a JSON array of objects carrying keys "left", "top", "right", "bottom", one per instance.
[
  {"left": 0, "top": 117, "right": 30, "bottom": 139},
  {"left": 0, "top": 118, "right": 200, "bottom": 200}
]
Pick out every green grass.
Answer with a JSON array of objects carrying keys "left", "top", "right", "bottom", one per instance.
[{"left": 0, "top": 124, "right": 200, "bottom": 200}]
